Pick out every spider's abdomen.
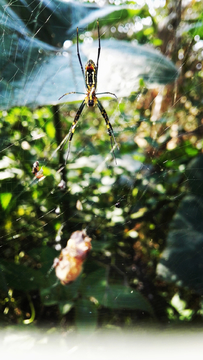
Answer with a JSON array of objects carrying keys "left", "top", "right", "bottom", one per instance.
[
  {"left": 85, "top": 86, "right": 97, "bottom": 108},
  {"left": 85, "top": 60, "right": 97, "bottom": 89}
]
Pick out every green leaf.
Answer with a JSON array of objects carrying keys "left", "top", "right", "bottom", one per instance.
[
  {"left": 81, "top": 268, "right": 154, "bottom": 315},
  {"left": 28, "top": 246, "right": 58, "bottom": 274},
  {"left": 186, "top": 21, "right": 203, "bottom": 38},
  {"left": 81, "top": 268, "right": 107, "bottom": 304},
  {"left": 186, "top": 155, "right": 203, "bottom": 197},
  {"left": 40, "top": 286, "right": 60, "bottom": 306},
  {"left": 9, "top": 0, "right": 143, "bottom": 46},
  {"left": 143, "top": 27, "right": 154, "bottom": 36},
  {"left": 58, "top": 301, "right": 74, "bottom": 315},
  {"left": 152, "top": 38, "right": 163, "bottom": 46},
  {"left": 40, "top": 275, "right": 81, "bottom": 306},
  {"left": 75, "top": 298, "right": 98, "bottom": 331},
  {"left": 91, "top": 240, "right": 110, "bottom": 252},
  {"left": 101, "top": 284, "right": 154, "bottom": 315},
  {"left": 0, "top": 193, "right": 12, "bottom": 209},
  {"left": 0, "top": 259, "right": 44, "bottom": 291},
  {"left": 1, "top": 0, "right": 178, "bottom": 110},
  {"left": 145, "top": 136, "right": 159, "bottom": 149},
  {"left": 45, "top": 121, "right": 56, "bottom": 139},
  {"left": 157, "top": 155, "right": 203, "bottom": 294}
]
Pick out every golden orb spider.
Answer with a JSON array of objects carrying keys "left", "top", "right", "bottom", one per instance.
[{"left": 58, "top": 20, "right": 119, "bottom": 163}]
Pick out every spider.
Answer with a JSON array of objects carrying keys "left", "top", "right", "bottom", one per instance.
[{"left": 58, "top": 20, "right": 119, "bottom": 163}]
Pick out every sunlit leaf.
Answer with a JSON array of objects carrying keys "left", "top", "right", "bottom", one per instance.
[
  {"left": 0, "top": 192, "right": 12, "bottom": 209},
  {"left": 45, "top": 121, "right": 56, "bottom": 139},
  {"left": 58, "top": 301, "right": 74, "bottom": 315}
]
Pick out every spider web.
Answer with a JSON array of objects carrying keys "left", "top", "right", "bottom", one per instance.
[{"left": 1, "top": 0, "right": 203, "bottom": 341}]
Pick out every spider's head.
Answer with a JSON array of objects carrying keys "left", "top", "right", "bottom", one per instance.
[
  {"left": 85, "top": 60, "right": 97, "bottom": 89},
  {"left": 85, "top": 60, "right": 96, "bottom": 72}
]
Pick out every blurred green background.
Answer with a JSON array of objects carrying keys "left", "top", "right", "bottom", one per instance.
[{"left": 1, "top": 0, "right": 203, "bottom": 331}]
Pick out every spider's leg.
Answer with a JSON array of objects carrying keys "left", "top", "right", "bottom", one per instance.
[
  {"left": 77, "top": 27, "right": 85, "bottom": 81},
  {"left": 96, "top": 20, "right": 101, "bottom": 71},
  {"left": 97, "top": 98, "right": 119, "bottom": 164},
  {"left": 58, "top": 91, "right": 85, "bottom": 101},
  {"left": 53, "top": 100, "right": 86, "bottom": 163},
  {"left": 97, "top": 92, "right": 118, "bottom": 100},
  {"left": 64, "top": 99, "right": 86, "bottom": 163}
]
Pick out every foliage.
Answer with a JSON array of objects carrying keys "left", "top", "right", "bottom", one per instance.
[
  {"left": 0, "top": 0, "right": 177, "bottom": 109},
  {"left": 1, "top": 0, "right": 203, "bottom": 329},
  {"left": 157, "top": 156, "right": 203, "bottom": 295}
]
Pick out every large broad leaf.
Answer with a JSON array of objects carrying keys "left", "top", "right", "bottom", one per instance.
[
  {"left": 1, "top": 0, "right": 178, "bottom": 110},
  {"left": 81, "top": 268, "right": 154, "bottom": 315},
  {"left": 75, "top": 298, "right": 98, "bottom": 331},
  {"left": 28, "top": 246, "right": 58, "bottom": 274},
  {"left": 0, "top": 259, "right": 44, "bottom": 291},
  {"left": 7, "top": 0, "right": 149, "bottom": 44},
  {"left": 157, "top": 155, "right": 203, "bottom": 295},
  {"left": 40, "top": 278, "right": 81, "bottom": 307}
]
